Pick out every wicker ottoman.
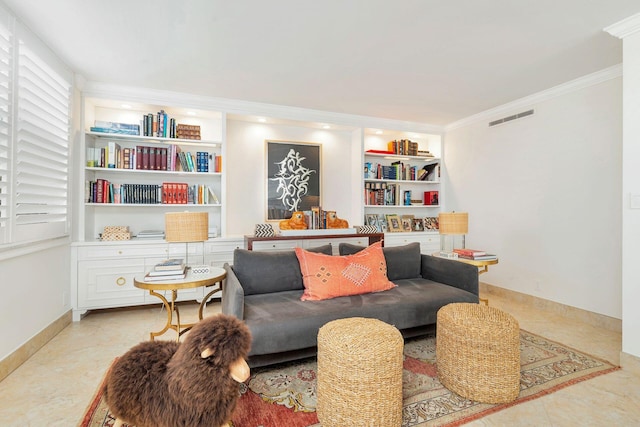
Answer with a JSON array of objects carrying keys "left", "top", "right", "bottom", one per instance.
[
  {"left": 436, "top": 303, "right": 520, "bottom": 404},
  {"left": 316, "top": 317, "right": 404, "bottom": 427}
]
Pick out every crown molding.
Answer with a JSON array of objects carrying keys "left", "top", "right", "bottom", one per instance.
[
  {"left": 82, "top": 81, "right": 444, "bottom": 135},
  {"left": 444, "top": 64, "right": 622, "bottom": 132},
  {"left": 604, "top": 13, "right": 640, "bottom": 39}
]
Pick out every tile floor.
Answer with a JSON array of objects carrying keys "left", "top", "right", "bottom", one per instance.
[{"left": 0, "top": 290, "right": 639, "bottom": 427}]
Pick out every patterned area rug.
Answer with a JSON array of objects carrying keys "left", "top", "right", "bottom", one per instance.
[{"left": 80, "top": 330, "right": 618, "bottom": 427}]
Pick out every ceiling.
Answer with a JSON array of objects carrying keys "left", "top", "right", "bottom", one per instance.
[{"left": 4, "top": 0, "right": 639, "bottom": 126}]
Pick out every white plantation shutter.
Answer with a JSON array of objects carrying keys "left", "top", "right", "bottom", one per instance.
[
  {"left": 0, "top": 14, "right": 11, "bottom": 244},
  {"left": 14, "top": 38, "right": 70, "bottom": 242},
  {"left": 0, "top": 5, "right": 72, "bottom": 247}
]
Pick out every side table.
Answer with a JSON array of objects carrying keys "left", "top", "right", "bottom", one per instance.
[{"left": 134, "top": 267, "right": 226, "bottom": 341}]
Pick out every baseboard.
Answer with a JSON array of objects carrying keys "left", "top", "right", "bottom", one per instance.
[
  {"left": 620, "top": 351, "right": 640, "bottom": 377},
  {"left": 0, "top": 310, "right": 72, "bottom": 382},
  {"left": 480, "top": 282, "right": 621, "bottom": 333}
]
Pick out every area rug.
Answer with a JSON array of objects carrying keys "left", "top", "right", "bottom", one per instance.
[{"left": 79, "top": 330, "right": 618, "bottom": 427}]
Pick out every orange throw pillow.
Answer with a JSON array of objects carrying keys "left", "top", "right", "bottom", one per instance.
[{"left": 295, "top": 241, "right": 396, "bottom": 301}]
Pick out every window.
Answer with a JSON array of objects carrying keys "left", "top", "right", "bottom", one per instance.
[{"left": 0, "top": 5, "right": 72, "bottom": 247}]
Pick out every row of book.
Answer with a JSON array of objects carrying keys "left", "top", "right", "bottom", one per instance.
[
  {"left": 86, "top": 143, "right": 221, "bottom": 173},
  {"left": 301, "top": 207, "right": 339, "bottom": 230},
  {"left": 86, "top": 180, "right": 219, "bottom": 204},
  {"left": 364, "top": 162, "right": 439, "bottom": 181},
  {"left": 142, "top": 111, "right": 201, "bottom": 140},
  {"left": 89, "top": 117, "right": 201, "bottom": 140},
  {"left": 452, "top": 248, "right": 498, "bottom": 261},
  {"left": 365, "top": 182, "right": 440, "bottom": 207},
  {"left": 143, "top": 258, "right": 187, "bottom": 282}
]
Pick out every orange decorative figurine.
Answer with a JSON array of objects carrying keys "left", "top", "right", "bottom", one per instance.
[{"left": 279, "top": 211, "right": 308, "bottom": 230}]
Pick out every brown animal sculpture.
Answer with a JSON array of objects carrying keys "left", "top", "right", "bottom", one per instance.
[
  {"left": 104, "top": 314, "right": 251, "bottom": 427},
  {"left": 327, "top": 211, "right": 349, "bottom": 229},
  {"left": 279, "top": 211, "right": 308, "bottom": 230}
]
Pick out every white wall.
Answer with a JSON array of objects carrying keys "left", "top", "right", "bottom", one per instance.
[
  {"left": 621, "top": 28, "right": 640, "bottom": 357},
  {"left": 0, "top": 243, "right": 70, "bottom": 362},
  {"left": 225, "top": 120, "right": 359, "bottom": 236},
  {"left": 445, "top": 77, "right": 622, "bottom": 318}
]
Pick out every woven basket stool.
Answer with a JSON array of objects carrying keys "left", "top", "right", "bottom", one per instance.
[
  {"left": 316, "top": 317, "right": 404, "bottom": 427},
  {"left": 436, "top": 303, "right": 520, "bottom": 404}
]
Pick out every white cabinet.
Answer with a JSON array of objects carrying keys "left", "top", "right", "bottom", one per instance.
[
  {"left": 384, "top": 232, "right": 440, "bottom": 254},
  {"left": 71, "top": 237, "right": 243, "bottom": 321}
]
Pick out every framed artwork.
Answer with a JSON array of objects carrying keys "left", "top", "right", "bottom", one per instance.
[
  {"left": 377, "top": 214, "right": 388, "bottom": 232},
  {"left": 424, "top": 217, "right": 439, "bottom": 230},
  {"left": 365, "top": 214, "right": 379, "bottom": 231},
  {"left": 385, "top": 214, "right": 402, "bottom": 232},
  {"left": 412, "top": 218, "right": 424, "bottom": 231},
  {"left": 266, "top": 140, "right": 321, "bottom": 221},
  {"left": 401, "top": 215, "right": 414, "bottom": 232}
]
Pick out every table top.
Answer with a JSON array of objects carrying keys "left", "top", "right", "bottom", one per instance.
[
  {"left": 134, "top": 266, "right": 226, "bottom": 291},
  {"left": 431, "top": 252, "right": 499, "bottom": 267}
]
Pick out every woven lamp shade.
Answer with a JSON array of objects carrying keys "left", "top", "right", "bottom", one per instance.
[
  {"left": 165, "top": 212, "right": 208, "bottom": 242},
  {"left": 438, "top": 212, "right": 468, "bottom": 235}
]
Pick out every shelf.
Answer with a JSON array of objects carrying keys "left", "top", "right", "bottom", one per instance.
[
  {"left": 85, "top": 167, "right": 222, "bottom": 177},
  {"left": 364, "top": 152, "right": 440, "bottom": 163},
  {"left": 85, "top": 203, "right": 222, "bottom": 207},
  {"left": 86, "top": 131, "right": 222, "bottom": 147},
  {"left": 364, "top": 178, "right": 439, "bottom": 184},
  {"left": 365, "top": 204, "right": 440, "bottom": 208}
]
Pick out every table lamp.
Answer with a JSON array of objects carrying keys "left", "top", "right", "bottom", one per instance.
[
  {"left": 165, "top": 211, "right": 209, "bottom": 269},
  {"left": 438, "top": 212, "right": 468, "bottom": 254}
]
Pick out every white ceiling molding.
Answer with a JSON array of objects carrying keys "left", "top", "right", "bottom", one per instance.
[
  {"left": 604, "top": 13, "right": 640, "bottom": 39},
  {"left": 445, "top": 64, "right": 622, "bottom": 132}
]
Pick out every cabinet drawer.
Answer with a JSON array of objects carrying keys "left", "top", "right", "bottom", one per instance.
[
  {"left": 78, "top": 244, "right": 169, "bottom": 260},
  {"left": 78, "top": 259, "right": 146, "bottom": 309},
  {"left": 303, "top": 237, "right": 366, "bottom": 255},
  {"left": 251, "top": 240, "right": 301, "bottom": 251}
]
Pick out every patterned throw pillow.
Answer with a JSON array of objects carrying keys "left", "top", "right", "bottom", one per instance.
[{"left": 295, "top": 241, "right": 396, "bottom": 301}]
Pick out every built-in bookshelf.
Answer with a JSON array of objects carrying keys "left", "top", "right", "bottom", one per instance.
[
  {"left": 79, "top": 97, "right": 225, "bottom": 242},
  {"left": 362, "top": 128, "right": 443, "bottom": 235}
]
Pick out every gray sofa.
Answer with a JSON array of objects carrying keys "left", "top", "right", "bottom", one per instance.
[{"left": 222, "top": 242, "right": 479, "bottom": 367}]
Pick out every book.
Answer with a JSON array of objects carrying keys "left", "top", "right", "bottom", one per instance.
[
  {"left": 144, "top": 270, "right": 187, "bottom": 282},
  {"left": 453, "top": 248, "right": 487, "bottom": 257},
  {"left": 146, "top": 266, "right": 187, "bottom": 277},
  {"left": 458, "top": 254, "right": 498, "bottom": 261},
  {"left": 153, "top": 258, "right": 185, "bottom": 271}
]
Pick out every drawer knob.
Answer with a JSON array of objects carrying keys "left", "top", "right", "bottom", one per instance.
[
  {"left": 118, "top": 250, "right": 122, "bottom": 255},
  {"left": 116, "top": 277, "right": 126, "bottom": 286}
]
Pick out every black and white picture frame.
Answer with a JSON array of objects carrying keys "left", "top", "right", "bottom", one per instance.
[{"left": 266, "top": 140, "right": 321, "bottom": 221}]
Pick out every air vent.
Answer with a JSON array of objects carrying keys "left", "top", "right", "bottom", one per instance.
[{"left": 488, "top": 109, "right": 534, "bottom": 127}]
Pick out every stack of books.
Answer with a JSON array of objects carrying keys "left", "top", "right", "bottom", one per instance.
[
  {"left": 452, "top": 249, "right": 497, "bottom": 261},
  {"left": 144, "top": 258, "right": 186, "bottom": 282}
]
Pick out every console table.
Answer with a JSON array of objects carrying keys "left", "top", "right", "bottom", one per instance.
[{"left": 245, "top": 233, "right": 384, "bottom": 250}]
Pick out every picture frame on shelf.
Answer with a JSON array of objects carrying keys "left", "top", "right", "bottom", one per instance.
[
  {"left": 385, "top": 214, "right": 402, "bottom": 232},
  {"left": 377, "top": 214, "right": 388, "bottom": 232},
  {"left": 401, "top": 215, "right": 414, "bottom": 232},
  {"left": 365, "top": 214, "right": 379, "bottom": 230},
  {"left": 412, "top": 218, "right": 424, "bottom": 231},
  {"left": 266, "top": 140, "right": 321, "bottom": 221}
]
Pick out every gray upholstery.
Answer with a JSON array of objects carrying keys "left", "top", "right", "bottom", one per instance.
[
  {"left": 223, "top": 243, "right": 479, "bottom": 367},
  {"left": 231, "top": 244, "right": 332, "bottom": 295}
]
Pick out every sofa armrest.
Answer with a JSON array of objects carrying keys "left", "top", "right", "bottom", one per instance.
[
  {"left": 222, "top": 263, "right": 245, "bottom": 320},
  {"left": 420, "top": 255, "right": 479, "bottom": 296}
]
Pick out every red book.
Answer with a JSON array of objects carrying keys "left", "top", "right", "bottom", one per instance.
[{"left": 453, "top": 249, "right": 487, "bottom": 257}]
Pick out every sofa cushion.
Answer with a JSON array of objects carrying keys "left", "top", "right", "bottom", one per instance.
[
  {"left": 339, "top": 242, "right": 421, "bottom": 281},
  {"left": 295, "top": 241, "right": 396, "bottom": 301},
  {"left": 232, "top": 244, "right": 332, "bottom": 296}
]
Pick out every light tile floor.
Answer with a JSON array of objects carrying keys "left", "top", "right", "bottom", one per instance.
[{"left": 0, "top": 291, "right": 639, "bottom": 426}]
